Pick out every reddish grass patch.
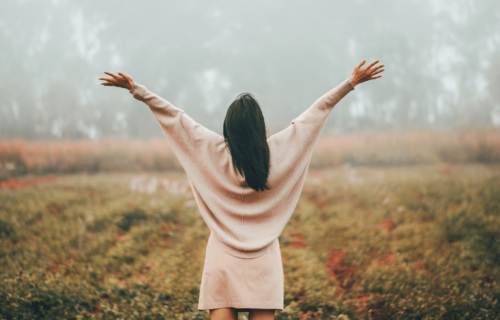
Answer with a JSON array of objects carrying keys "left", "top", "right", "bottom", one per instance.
[
  {"left": 46, "top": 202, "right": 64, "bottom": 216},
  {"left": 0, "top": 176, "right": 58, "bottom": 189},
  {"left": 162, "top": 236, "right": 170, "bottom": 244},
  {"left": 354, "top": 292, "right": 387, "bottom": 320},
  {"left": 376, "top": 220, "right": 395, "bottom": 235},
  {"left": 281, "top": 230, "right": 308, "bottom": 249},
  {"left": 89, "top": 304, "right": 101, "bottom": 315},
  {"left": 289, "top": 232, "right": 307, "bottom": 249},
  {"left": 326, "top": 248, "right": 358, "bottom": 290},
  {"left": 412, "top": 262, "right": 427, "bottom": 270},
  {"left": 307, "top": 190, "right": 330, "bottom": 209},
  {"left": 369, "top": 249, "right": 397, "bottom": 266},
  {"left": 117, "top": 232, "right": 128, "bottom": 241},
  {"left": 47, "top": 258, "right": 72, "bottom": 274}
]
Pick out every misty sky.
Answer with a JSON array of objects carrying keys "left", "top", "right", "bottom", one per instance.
[{"left": 1, "top": 0, "right": 499, "bottom": 140}]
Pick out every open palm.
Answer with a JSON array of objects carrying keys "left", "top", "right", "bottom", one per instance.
[
  {"left": 349, "top": 59, "right": 385, "bottom": 87},
  {"left": 99, "top": 71, "right": 135, "bottom": 90}
]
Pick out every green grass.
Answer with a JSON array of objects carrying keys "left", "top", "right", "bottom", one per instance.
[{"left": 0, "top": 165, "right": 499, "bottom": 319}]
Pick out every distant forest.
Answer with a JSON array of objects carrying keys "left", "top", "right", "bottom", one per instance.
[{"left": 1, "top": 0, "right": 499, "bottom": 140}]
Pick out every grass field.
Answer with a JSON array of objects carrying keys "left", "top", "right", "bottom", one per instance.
[
  {"left": 1, "top": 164, "right": 499, "bottom": 319},
  {"left": 2, "top": 130, "right": 500, "bottom": 179}
]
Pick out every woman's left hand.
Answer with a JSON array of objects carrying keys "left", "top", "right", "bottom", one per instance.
[{"left": 99, "top": 71, "right": 135, "bottom": 90}]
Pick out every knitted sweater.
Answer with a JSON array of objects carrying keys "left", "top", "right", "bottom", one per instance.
[{"left": 129, "top": 77, "right": 355, "bottom": 258}]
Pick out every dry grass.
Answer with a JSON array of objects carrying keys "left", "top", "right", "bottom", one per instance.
[
  {"left": 1, "top": 165, "right": 499, "bottom": 319},
  {"left": 311, "top": 129, "right": 500, "bottom": 168},
  {"left": 0, "top": 138, "right": 181, "bottom": 179},
  {"left": 1, "top": 130, "right": 500, "bottom": 181}
]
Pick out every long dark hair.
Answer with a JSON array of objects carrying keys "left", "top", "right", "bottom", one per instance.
[{"left": 223, "top": 93, "right": 271, "bottom": 192}]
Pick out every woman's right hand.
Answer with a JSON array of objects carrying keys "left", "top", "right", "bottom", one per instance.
[
  {"left": 99, "top": 71, "right": 135, "bottom": 90},
  {"left": 349, "top": 59, "right": 385, "bottom": 87}
]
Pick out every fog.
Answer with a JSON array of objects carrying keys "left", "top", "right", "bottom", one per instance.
[{"left": 1, "top": 0, "right": 499, "bottom": 140}]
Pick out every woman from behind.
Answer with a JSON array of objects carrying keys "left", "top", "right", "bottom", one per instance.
[{"left": 99, "top": 59, "right": 385, "bottom": 320}]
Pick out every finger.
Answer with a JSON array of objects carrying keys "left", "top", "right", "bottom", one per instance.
[
  {"left": 104, "top": 71, "right": 121, "bottom": 80},
  {"left": 369, "top": 75, "right": 383, "bottom": 80},
  {"left": 366, "top": 60, "right": 380, "bottom": 70},
  {"left": 357, "top": 59, "right": 366, "bottom": 69},
  {"left": 117, "top": 72, "right": 128, "bottom": 80},
  {"left": 118, "top": 72, "right": 133, "bottom": 82},
  {"left": 371, "top": 64, "right": 385, "bottom": 71},
  {"left": 100, "top": 80, "right": 120, "bottom": 86},
  {"left": 99, "top": 77, "right": 117, "bottom": 82},
  {"left": 101, "top": 82, "right": 127, "bottom": 88},
  {"left": 100, "top": 80, "right": 121, "bottom": 87},
  {"left": 370, "top": 68, "right": 385, "bottom": 76}
]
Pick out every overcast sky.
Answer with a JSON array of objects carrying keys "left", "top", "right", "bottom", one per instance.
[{"left": 1, "top": 0, "right": 499, "bottom": 140}]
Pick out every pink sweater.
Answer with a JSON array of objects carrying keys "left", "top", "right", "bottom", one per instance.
[{"left": 129, "top": 77, "right": 355, "bottom": 258}]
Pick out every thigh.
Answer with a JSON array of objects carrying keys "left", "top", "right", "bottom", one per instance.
[
  {"left": 210, "top": 308, "right": 237, "bottom": 320},
  {"left": 249, "top": 309, "right": 275, "bottom": 320}
]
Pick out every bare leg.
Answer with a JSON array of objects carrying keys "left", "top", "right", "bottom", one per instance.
[
  {"left": 210, "top": 308, "right": 238, "bottom": 320},
  {"left": 249, "top": 309, "right": 275, "bottom": 320}
]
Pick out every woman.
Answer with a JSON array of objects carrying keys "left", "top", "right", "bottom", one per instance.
[{"left": 99, "top": 59, "right": 385, "bottom": 320}]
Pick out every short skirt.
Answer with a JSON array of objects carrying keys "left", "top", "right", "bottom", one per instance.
[{"left": 198, "top": 233, "right": 284, "bottom": 311}]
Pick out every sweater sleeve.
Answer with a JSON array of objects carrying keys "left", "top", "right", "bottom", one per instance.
[
  {"left": 129, "top": 83, "right": 223, "bottom": 174},
  {"left": 268, "top": 77, "right": 354, "bottom": 168}
]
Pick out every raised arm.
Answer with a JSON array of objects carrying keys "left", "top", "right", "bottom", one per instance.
[
  {"left": 99, "top": 71, "right": 223, "bottom": 175},
  {"left": 311, "top": 58, "right": 384, "bottom": 114},
  {"left": 268, "top": 59, "right": 385, "bottom": 168}
]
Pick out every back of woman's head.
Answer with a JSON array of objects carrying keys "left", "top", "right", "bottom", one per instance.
[{"left": 223, "top": 93, "right": 271, "bottom": 192}]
